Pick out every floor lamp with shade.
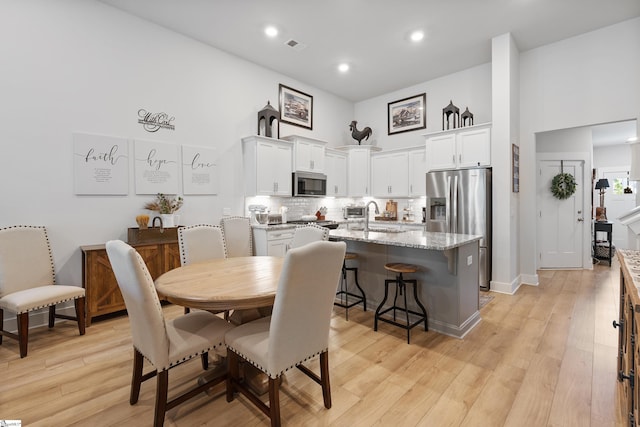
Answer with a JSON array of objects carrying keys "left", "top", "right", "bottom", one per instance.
[{"left": 595, "top": 178, "right": 610, "bottom": 222}]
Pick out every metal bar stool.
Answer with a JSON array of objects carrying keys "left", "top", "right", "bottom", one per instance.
[
  {"left": 374, "top": 262, "right": 428, "bottom": 344},
  {"left": 334, "top": 252, "right": 367, "bottom": 320}
]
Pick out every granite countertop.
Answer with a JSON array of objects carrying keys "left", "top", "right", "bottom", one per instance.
[{"left": 329, "top": 228, "right": 481, "bottom": 251}]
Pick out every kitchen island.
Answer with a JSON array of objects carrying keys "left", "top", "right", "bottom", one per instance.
[{"left": 329, "top": 228, "right": 482, "bottom": 339}]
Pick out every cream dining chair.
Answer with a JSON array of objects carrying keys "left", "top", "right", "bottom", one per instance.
[
  {"left": 287, "top": 223, "right": 329, "bottom": 250},
  {"left": 106, "top": 240, "right": 235, "bottom": 427},
  {"left": 225, "top": 240, "right": 346, "bottom": 427},
  {"left": 0, "top": 225, "right": 86, "bottom": 358},
  {"left": 220, "top": 216, "right": 253, "bottom": 257},
  {"left": 178, "top": 224, "right": 227, "bottom": 316}
]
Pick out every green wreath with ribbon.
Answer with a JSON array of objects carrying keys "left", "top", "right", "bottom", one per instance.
[{"left": 550, "top": 172, "right": 577, "bottom": 200}]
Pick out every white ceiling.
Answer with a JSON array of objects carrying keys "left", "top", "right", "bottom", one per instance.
[
  {"left": 99, "top": 0, "right": 640, "bottom": 102},
  {"left": 592, "top": 120, "right": 638, "bottom": 148}
]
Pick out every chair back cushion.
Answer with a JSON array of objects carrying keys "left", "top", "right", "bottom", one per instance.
[
  {"left": 220, "top": 216, "right": 253, "bottom": 257},
  {"left": 268, "top": 240, "right": 346, "bottom": 374},
  {"left": 106, "top": 240, "right": 170, "bottom": 367},
  {"left": 288, "top": 224, "right": 329, "bottom": 250},
  {"left": 178, "top": 224, "right": 227, "bottom": 265},
  {"left": 0, "top": 226, "right": 55, "bottom": 297}
]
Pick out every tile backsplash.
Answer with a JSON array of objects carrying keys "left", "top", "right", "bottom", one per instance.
[{"left": 244, "top": 196, "right": 425, "bottom": 222}]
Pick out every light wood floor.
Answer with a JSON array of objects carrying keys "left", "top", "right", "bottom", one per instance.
[{"left": 0, "top": 261, "right": 626, "bottom": 426}]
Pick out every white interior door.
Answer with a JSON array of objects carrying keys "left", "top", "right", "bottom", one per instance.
[{"left": 537, "top": 160, "right": 585, "bottom": 268}]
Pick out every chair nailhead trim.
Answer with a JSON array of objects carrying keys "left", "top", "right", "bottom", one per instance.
[
  {"left": 14, "top": 296, "right": 82, "bottom": 314},
  {"left": 226, "top": 345, "right": 328, "bottom": 379}
]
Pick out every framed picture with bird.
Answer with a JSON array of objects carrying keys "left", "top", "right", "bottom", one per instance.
[
  {"left": 388, "top": 93, "right": 426, "bottom": 135},
  {"left": 279, "top": 84, "right": 313, "bottom": 130}
]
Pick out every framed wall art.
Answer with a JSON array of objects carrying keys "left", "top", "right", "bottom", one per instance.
[
  {"left": 279, "top": 84, "right": 313, "bottom": 130},
  {"left": 388, "top": 93, "right": 426, "bottom": 135},
  {"left": 512, "top": 143, "right": 520, "bottom": 193},
  {"left": 134, "top": 139, "right": 180, "bottom": 195},
  {"left": 181, "top": 145, "right": 218, "bottom": 195},
  {"left": 73, "top": 132, "right": 129, "bottom": 195}
]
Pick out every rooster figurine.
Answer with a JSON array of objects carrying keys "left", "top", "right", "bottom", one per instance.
[{"left": 349, "top": 120, "right": 372, "bottom": 145}]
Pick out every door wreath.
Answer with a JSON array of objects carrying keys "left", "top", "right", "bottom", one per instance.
[{"left": 550, "top": 172, "right": 577, "bottom": 200}]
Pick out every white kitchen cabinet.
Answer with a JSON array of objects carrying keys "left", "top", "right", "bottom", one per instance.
[
  {"left": 408, "top": 147, "right": 427, "bottom": 197},
  {"left": 242, "top": 135, "right": 293, "bottom": 196},
  {"left": 252, "top": 227, "right": 295, "bottom": 256},
  {"left": 325, "top": 149, "right": 347, "bottom": 197},
  {"left": 282, "top": 135, "right": 326, "bottom": 172},
  {"left": 339, "top": 145, "right": 380, "bottom": 197},
  {"left": 425, "top": 123, "right": 491, "bottom": 171},
  {"left": 371, "top": 151, "right": 409, "bottom": 197}
]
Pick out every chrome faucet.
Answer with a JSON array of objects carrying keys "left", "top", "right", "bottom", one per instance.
[
  {"left": 364, "top": 201, "right": 380, "bottom": 232},
  {"left": 152, "top": 216, "right": 164, "bottom": 233}
]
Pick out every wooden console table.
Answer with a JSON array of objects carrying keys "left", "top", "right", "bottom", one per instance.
[
  {"left": 594, "top": 221, "right": 614, "bottom": 266},
  {"left": 81, "top": 240, "right": 180, "bottom": 326}
]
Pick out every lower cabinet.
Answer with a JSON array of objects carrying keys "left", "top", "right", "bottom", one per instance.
[
  {"left": 252, "top": 228, "right": 295, "bottom": 256},
  {"left": 617, "top": 252, "right": 640, "bottom": 426},
  {"left": 81, "top": 241, "right": 180, "bottom": 326}
]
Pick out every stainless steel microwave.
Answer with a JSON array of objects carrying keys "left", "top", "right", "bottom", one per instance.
[{"left": 292, "top": 171, "right": 327, "bottom": 197}]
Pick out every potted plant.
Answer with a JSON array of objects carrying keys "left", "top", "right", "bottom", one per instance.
[{"left": 144, "top": 193, "right": 183, "bottom": 227}]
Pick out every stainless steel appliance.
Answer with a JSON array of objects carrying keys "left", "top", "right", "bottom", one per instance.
[
  {"left": 292, "top": 171, "right": 327, "bottom": 197},
  {"left": 426, "top": 168, "right": 492, "bottom": 290},
  {"left": 343, "top": 205, "right": 366, "bottom": 219}
]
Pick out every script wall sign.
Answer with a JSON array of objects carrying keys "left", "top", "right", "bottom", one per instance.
[{"left": 138, "top": 108, "right": 175, "bottom": 132}]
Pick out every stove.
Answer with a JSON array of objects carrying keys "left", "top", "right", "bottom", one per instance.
[{"left": 287, "top": 220, "right": 339, "bottom": 229}]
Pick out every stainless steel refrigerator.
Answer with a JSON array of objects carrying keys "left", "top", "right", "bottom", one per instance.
[{"left": 426, "top": 167, "right": 492, "bottom": 290}]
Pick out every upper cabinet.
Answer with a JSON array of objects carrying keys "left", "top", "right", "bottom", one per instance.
[
  {"left": 425, "top": 123, "right": 491, "bottom": 171},
  {"left": 407, "top": 147, "right": 427, "bottom": 197},
  {"left": 282, "top": 135, "right": 326, "bottom": 172},
  {"left": 371, "top": 151, "right": 409, "bottom": 198},
  {"left": 339, "top": 145, "right": 380, "bottom": 197},
  {"left": 325, "top": 149, "right": 347, "bottom": 197},
  {"left": 242, "top": 135, "right": 293, "bottom": 196}
]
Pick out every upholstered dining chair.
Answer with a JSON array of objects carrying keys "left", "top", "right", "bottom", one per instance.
[
  {"left": 287, "top": 223, "right": 329, "bottom": 250},
  {"left": 220, "top": 216, "right": 253, "bottom": 257},
  {"left": 225, "top": 240, "right": 346, "bottom": 427},
  {"left": 106, "top": 240, "right": 235, "bottom": 427},
  {"left": 0, "top": 225, "right": 86, "bottom": 358},
  {"left": 178, "top": 224, "right": 227, "bottom": 315}
]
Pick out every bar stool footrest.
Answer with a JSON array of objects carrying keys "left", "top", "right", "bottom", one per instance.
[
  {"left": 334, "top": 291, "right": 365, "bottom": 309},
  {"left": 376, "top": 306, "right": 427, "bottom": 330}
]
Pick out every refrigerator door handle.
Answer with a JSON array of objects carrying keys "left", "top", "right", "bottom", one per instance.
[
  {"left": 445, "top": 176, "right": 451, "bottom": 232},
  {"left": 452, "top": 175, "right": 458, "bottom": 234}
]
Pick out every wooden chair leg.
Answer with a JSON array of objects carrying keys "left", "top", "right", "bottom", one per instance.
[
  {"left": 17, "top": 312, "right": 29, "bottom": 358},
  {"left": 201, "top": 352, "right": 209, "bottom": 370},
  {"left": 154, "top": 370, "right": 169, "bottom": 427},
  {"left": 226, "top": 351, "right": 239, "bottom": 402},
  {"left": 130, "top": 349, "right": 144, "bottom": 404},
  {"left": 184, "top": 307, "right": 190, "bottom": 314},
  {"left": 48, "top": 305, "right": 56, "bottom": 328},
  {"left": 268, "top": 376, "right": 281, "bottom": 427},
  {"left": 0, "top": 308, "right": 3, "bottom": 345},
  {"left": 75, "top": 297, "right": 86, "bottom": 335},
  {"left": 319, "top": 351, "right": 332, "bottom": 409}
]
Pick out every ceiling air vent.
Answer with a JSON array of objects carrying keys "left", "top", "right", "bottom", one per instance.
[{"left": 284, "top": 39, "right": 307, "bottom": 51}]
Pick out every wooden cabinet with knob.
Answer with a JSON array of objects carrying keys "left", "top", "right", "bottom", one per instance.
[
  {"left": 81, "top": 241, "right": 180, "bottom": 326},
  {"left": 616, "top": 250, "right": 640, "bottom": 426}
]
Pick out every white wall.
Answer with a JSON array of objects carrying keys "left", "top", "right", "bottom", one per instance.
[
  {"left": 0, "top": 0, "right": 353, "bottom": 289},
  {"left": 519, "top": 17, "right": 640, "bottom": 279},
  {"left": 354, "top": 64, "right": 492, "bottom": 150}
]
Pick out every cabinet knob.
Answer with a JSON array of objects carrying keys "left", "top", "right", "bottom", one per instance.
[
  {"left": 613, "top": 319, "right": 624, "bottom": 328},
  {"left": 619, "top": 370, "right": 634, "bottom": 386}
]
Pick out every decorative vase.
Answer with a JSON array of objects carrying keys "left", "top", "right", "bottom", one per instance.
[{"left": 160, "top": 213, "right": 175, "bottom": 227}]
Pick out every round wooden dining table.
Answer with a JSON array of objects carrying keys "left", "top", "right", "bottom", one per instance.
[{"left": 155, "top": 256, "right": 284, "bottom": 312}]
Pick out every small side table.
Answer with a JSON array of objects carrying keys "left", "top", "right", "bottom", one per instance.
[{"left": 593, "top": 221, "right": 613, "bottom": 266}]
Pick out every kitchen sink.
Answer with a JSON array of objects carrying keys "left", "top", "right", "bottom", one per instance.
[{"left": 350, "top": 226, "right": 406, "bottom": 233}]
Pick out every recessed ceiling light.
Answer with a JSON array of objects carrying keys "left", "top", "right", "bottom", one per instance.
[
  {"left": 265, "top": 26, "right": 278, "bottom": 38},
  {"left": 410, "top": 30, "right": 424, "bottom": 42},
  {"left": 338, "top": 63, "right": 349, "bottom": 73}
]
